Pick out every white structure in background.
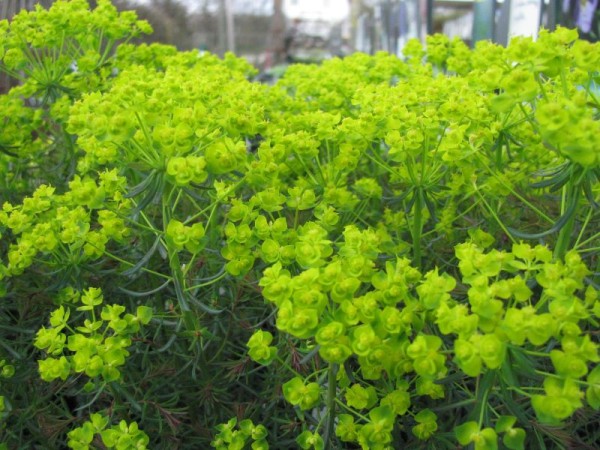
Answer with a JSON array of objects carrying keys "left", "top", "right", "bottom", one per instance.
[
  {"left": 494, "top": 0, "right": 544, "bottom": 45},
  {"left": 507, "top": 0, "right": 543, "bottom": 40},
  {"left": 443, "top": 11, "right": 474, "bottom": 41},
  {"left": 284, "top": 0, "right": 350, "bottom": 23},
  {"left": 282, "top": 0, "right": 351, "bottom": 58},
  {"left": 353, "top": 0, "right": 423, "bottom": 56}
]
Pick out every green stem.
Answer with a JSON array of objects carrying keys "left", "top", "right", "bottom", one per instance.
[
  {"left": 506, "top": 386, "right": 536, "bottom": 396},
  {"left": 472, "top": 181, "right": 517, "bottom": 244},
  {"left": 323, "top": 364, "right": 338, "bottom": 450},
  {"left": 478, "top": 389, "right": 489, "bottom": 428},
  {"left": 432, "top": 398, "right": 477, "bottom": 412},
  {"left": 574, "top": 209, "right": 595, "bottom": 249},
  {"left": 275, "top": 355, "right": 303, "bottom": 378},
  {"left": 475, "top": 153, "right": 553, "bottom": 224},
  {"left": 560, "top": 68, "right": 570, "bottom": 97},
  {"left": 535, "top": 370, "right": 596, "bottom": 387},
  {"left": 102, "top": 249, "right": 171, "bottom": 280},
  {"left": 578, "top": 245, "right": 600, "bottom": 253},
  {"left": 494, "top": 133, "right": 504, "bottom": 169},
  {"left": 522, "top": 349, "right": 550, "bottom": 358},
  {"left": 412, "top": 188, "right": 424, "bottom": 269},
  {"left": 167, "top": 241, "right": 202, "bottom": 339},
  {"left": 186, "top": 270, "right": 227, "bottom": 291},
  {"left": 334, "top": 398, "right": 370, "bottom": 422},
  {"left": 475, "top": 370, "right": 496, "bottom": 428},
  {"left": 363, "top": 149, "right": 402, "bottom": 178},
  {"left": 162, "top": 188, "right": 200, "bottom": 338},
  {"left": 554, "top": 179, "right": 578, "bottom": 260}
]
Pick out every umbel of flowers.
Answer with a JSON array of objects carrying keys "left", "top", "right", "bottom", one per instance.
[{"left": 0, "top": 1, "right": 599, "bottom": 449}]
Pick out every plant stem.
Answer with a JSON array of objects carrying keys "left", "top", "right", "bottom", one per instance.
[
  {"left": 472, "top": 182, "right": 516, "bottom": 244},
  {"left": 323, "top": 364, "right": 338, "bottom": 449},
  {"left": 554, "top": 178, "right": 577, "bottom": 260},
  {"left": 475, "top": 370, "right": 496, "bottom": 427},
  {"left": 334, "top": 398, "right": 370, "bottom": 422},
  {"left": 412, "top": 188, "right": 424, "bottom": 269},
  {"left": 432, "top": 398, "right": 477, "bottom": 412},
  {"left": 162, "top": 189, "right": 201, "bottom": 340}
]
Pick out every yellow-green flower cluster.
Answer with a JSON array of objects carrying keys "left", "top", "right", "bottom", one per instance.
[
  {"left": 1, "top": 0, "right": 151, "bottom": 102},
  {"left": 211, "top": 417, "right": 269, "bottom": 450},
  {"left": 0, "top": 171, "right": 129, "bottom": 278},
  {"left": 34, "top": 287, "right": 152, "bottom": 383},
  {"left": 68, "top": 59, "right": 265, "bottom": 176},
  {"left": 67, "top": 413, "right": 149, "bottom": 450},
  {"left": 165, "top": 219, "right": 205, "bottom": 253},
  {"left": 252, "top": 226, "right": 598, "bottom": 447}
]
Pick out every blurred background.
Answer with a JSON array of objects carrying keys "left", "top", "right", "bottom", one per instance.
[{"left": 1, "top": 0, "right": 599, "bottom": 76}]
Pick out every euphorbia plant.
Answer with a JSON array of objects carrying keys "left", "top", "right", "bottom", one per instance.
[{"left": 0, "top": 1, "right": 598, "bottom": 448}]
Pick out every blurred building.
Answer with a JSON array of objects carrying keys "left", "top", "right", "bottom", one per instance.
[
  {"left": 280, "top": 0, "right": 351, "bottom": 61},
  {"left": 349, "top": 0, "right": 587, "bottom": 57},
  {"left": 351, "top": 0, "right": 424, "bottom": 54}
]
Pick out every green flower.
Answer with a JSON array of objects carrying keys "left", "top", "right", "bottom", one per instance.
[
  {"left": 531, "top": 377, "right": 583, "bottom": 424},
  {"left": 380, "top": 385, "right": 410, "bottom": 416},
  {"left": 282, "top": 307, "right": 319, "bottom": 339},
  {"left": 38, "top": 356, "right": 71, "bottom": 382},
  {"left": 315, "top": 321, "right": 345, "bottom": 345},
  {"left": 100, "top": 420, "right": 149, "bottom": 449},
  {"left": 357, "top": 405, "right": 395, "bottom": 448},
  {"left": 318, "top": 339, "right": 352, "bottom": 364},
  {"left": 345, "top": 384, "right": 377, "bottom": 410},
  {"left": 417, "top": 268, "right": 456, "bottom": 310},
  {"left": 296, "top": 431, "right": 323, "bottom": 450},
  {"left": 550, "top": 350, "right": 588, "bottom": 379},
  {"left": 495, "top": 416, "right": 525, "bottom": 450},
  {"left": 247, "top": 330, "right": 277, "bottom": 365},
  {"left": 67, "top": 421, "right": 95, "bottom": 449},
  {"left": 282, "top": 377, "right": 320, "bottom": 410},
  {"left": 407, "top": 334, "right": 446, "bottom": 378},
  {"left": 412, "top": 409, "right": 437, "bottom": 440},
  {"left": 455, "top": 422, "right": 498, "bottom": 450},
  {"left": 476, "top": 333, "right": 506, "bottom": 370},
  {"left": 454, "top": 337, "right": 482, "bottom": 377},
  {"left": 351, "top": 325, "right": 380, "bottom": 357},
  {"left": 586, "top": 365, "right": 600, "bottom": 410},
  {"left": 205, "top": 138, "right": 246, "bottom": 174},
  {"left": 335, "top": 414, "right": 358, "bottom": 442}
]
